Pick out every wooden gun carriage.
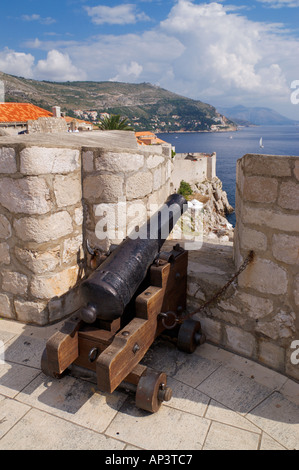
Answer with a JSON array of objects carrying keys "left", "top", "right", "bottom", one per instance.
[{"left": 41, "top": 194, "right": 205, "bottom": 413}]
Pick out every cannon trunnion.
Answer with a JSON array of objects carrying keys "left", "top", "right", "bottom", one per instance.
[{"left": 41, "top": 195, "right": 205, "bottom": 413}]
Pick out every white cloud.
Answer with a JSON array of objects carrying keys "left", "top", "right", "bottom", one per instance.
[
  {"left": 85, "top": 4, "right": 150, "bottom": 25},
  {"left": 111, "top": 61, "right": 143, "bottom": 82},
  {"left": 257, "top": 0, "right": 299, "bottom": 7},
  {"left": 0, "top": 48, "right": 35, "bottom": 77},
  {"left": 21, "top": 14, "right": 56, "bottom": 25},
  {"left": 35, "top": 50, "right": 86, "bottom": 81}
]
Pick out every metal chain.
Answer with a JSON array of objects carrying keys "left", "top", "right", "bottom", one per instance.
[{"left": 176, "top": 250, "right": 255, "bottom": 325}]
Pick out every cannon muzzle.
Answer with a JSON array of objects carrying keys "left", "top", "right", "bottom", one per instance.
[{"left": 80, "top": 193, "right": 187, "bottom": 323}]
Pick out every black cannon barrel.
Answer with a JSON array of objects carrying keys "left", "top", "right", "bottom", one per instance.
[{"left": 80, "top": 193, "right": 187, "bottom": 323}]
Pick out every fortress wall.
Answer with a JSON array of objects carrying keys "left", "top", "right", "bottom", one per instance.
[
  {"left": 233, "top": 153, "right": 299, "bottom": 380},
  {"left": 0, "top": 139, "right": 172, "bottom": 325},
  {"left": 188, "top": 153, "right": 299, "bottom": 382},
  {"left": 171, "top": 152, "right": 216, "bottom": 192}
]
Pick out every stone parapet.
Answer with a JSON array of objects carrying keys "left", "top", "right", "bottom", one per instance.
[
  {"left": 0, "top": 133, "right": 172, "bottom": 325},
  {"left": 188, "top": 154, "right": 299, "bottom": 382}
]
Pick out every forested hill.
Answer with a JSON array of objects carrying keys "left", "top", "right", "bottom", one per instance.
[{"left": 0, "top": 71, "right": 236, "bottom": 132}]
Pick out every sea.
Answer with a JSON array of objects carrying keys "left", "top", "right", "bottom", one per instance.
[{"left": 157, "top": 125, "right": 299, "bottom": 226}]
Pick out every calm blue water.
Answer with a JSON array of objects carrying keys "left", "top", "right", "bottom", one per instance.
[{"left": 158, "top": 125, "right": 299, "bottom": 226}]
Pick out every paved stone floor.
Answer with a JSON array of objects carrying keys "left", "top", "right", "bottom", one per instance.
[{"left": 0, "top": 318, "right": 298, "bottom": 450}]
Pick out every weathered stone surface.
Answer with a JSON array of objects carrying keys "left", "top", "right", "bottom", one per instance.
[
  {"left": 278, "top": 181, "right": 299, "bottom": 211},
  {"left": 244, "top": 154, "right": 292, "bottom": 177},
  {"left": 0, "top": 177, "right": 51, "bottom": 215},
  {"left": 153, "top": 167, "right": 162, "bottom": 191},
  {"left": 15, "top": 246, "right": 61, "bottom": 274},
  {"left": 0, "top": 147, "right": 17, "bottom": 173},
  {"left": 225, "top": 325, "right": 256, "bottom": 358},
  {"left": 82, "top": 150, "right": 94, "bottom": 172},
  {"left": 30, "top": 266, "right": 79, "bottom": 299},
  {"left": 219, "top": 291, "right": 273, "bottom": 320},
  {"left": 256, "top": 311, "right": 296, "bottom": 340},
  {"left": 2, "top": 272, "right": 28, "bottom": 296},
  {"left": 0, "top": 214, "right": 11, "bottom": 240},
  {"left": 14, "top": 300, "right": 48, "bottom": 325},
  {"left": 83, "top": 174, "right": 124, "bottom": 202},
  {"left": 258, "top": 340, "right": 285, "bottom": 371},
  {"left": 20, "top": 147, "right": 80, "bottom": 175},
  {"left": 243, "top": 176, "right": 278, "bottom": 203},
  {"left": 53, "top": 174, "right": 82, "bottom": 207},
  {"left": 242, "top": 206, "right": 299, "bottom": 232},
  {"left": 74, "top": 208, "right": 83, "bottom": 226},
  {"left": 238, "top": 258, "right": 288, "bottom": 295},
  {"left": 62, "top": 235, "right": 83, "bottom": 264},
  {"left": 294, "top": 161, "right": 299, "bottom": 181},
  {"left": 239, "top": 225, "right": 267, "bottom": 252},
  {"left": 0, "top": 293, "right": 12, "bottom": 318},
  {"left": 126, "top": 172, "right": 153, "bottom": 200},
  {"left": 294, "top": 275, "right": 299, "bottom": 306},
  {"left": 14, "top": 211, "right": 73, "bottom": 243},
  {"left": 146, "top": 154, "right": 164, "bottom": 169},
  {"left": 95, "top": 152, "right": 144, "bottom": 172},
  {"left": 272, "top": 233, "right": 299, "bottom": 265},
  {"left": 0, "top": 243, "right": 10, "bottom": 265}
]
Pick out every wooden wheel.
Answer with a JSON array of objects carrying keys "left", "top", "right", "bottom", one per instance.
[
  {"left": 177, "top": 319, "right": 205, "bottom": 353},
  {"left": 135, "top": 370, "right": 172, "bottom": 413}
]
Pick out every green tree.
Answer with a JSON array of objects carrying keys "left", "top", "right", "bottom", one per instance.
[{"left": 98, "top": 114, "right": 134, "bottom": 131}]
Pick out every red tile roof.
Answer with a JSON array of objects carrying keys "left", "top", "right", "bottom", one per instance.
[{"left": 0, "top": 103, "right": 53, "bottom": 123}]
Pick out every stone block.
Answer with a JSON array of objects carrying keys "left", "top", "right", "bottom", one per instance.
[
  {"left": 0, "top": 293, "right": 13, "bottom": 318},
  {"left": 243, "top": 176, "right": 278, "bottom": 203},
  {"left": 14, "top": 300, "right": 48, "bottom": 325},
  {"left": 219, "top": 290, "right": 274, "bottom": 320},
  {"left": 0, "top": 177, "right": 51, "bottom": 215},
  {"left": 95, "top": 152, "right": 144, "bottom": 173},
  {"left": 256, "top": 310, "right": 296, "bottom": 340},
  {"left": 238, "top": 258, "right": 288, "bottom": 295},
  {"left": 20, "top": 147, "right": 80, "bottom": 175},
  {"left": 83, "top": 174, "right": 124, "bottom": 203},
  {"left": 258, "top": 340, "right": 285, "bottom": 371},
  {"left": 2, "top": 272, "right": 28, "bottom": 295},
  {"left": 14, "top": 211, "right": 73, "bottom": 243},
  {"left": 153, "top": 167, "right": 162, "bottom": 191},
  {"left": 74, "top": 208, "right": 83, "bottom": 226},
  {"left": 294, "top": 161, "right": 299, "bottom": 181},
  {"left": 126, "top": 172, "right": 153, "bottom": 200},
  {"left": 30, "top": 266, "right": 79, "bottom": 300},
  {"left": 0, "top": 147, "right": 17, "bottom": 173},
  {"left": 225, "top": 325, "right": 256, "bottom": 357},
  {"left": 146, "top": 154, "right": 164, "bottom": 169},
  {"left": 15, "top": 246, "right": 61, "bottom": 274},
  {"left": 272, "top": 233, "right": 299, "bottom": 265},
  {"left": 62, "top": 234, "right": 83, "bottom": 264},
  {"left": 244, "top": 154, "right": 292, "bottom": 177},
  {"left": 0, "top": 214, "right": 11, "bottom": 240},
  {"left": 278, "top": 181, "right": 299, "bottom": 211},
  {"left": 53, "top": 174, "right": 82, "bottom": 207},
  {"left": 238, "top": 224, "right": 267, "bottom": 252},
  {"left": 0, "top": 243, "right": 10, "bottom": 265},
  {"left": 242, "top": 206, "right": 299, "bottom": 232},
  {"left": 82, "top": 150, "right": 94, "bottom": 172}
]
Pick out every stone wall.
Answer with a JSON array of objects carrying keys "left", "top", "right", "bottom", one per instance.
[
  {"left": 27, "top": 117, "right": 68, "bottom": 134},
  {"left": 188, "top": 153, "right": 299, "bottom": 382},
  {"left": 171, "top": 152, "right": 216, "bottom": 192},
  {"left": 0, "top": 135, "right": 172, "bottom": 325}
]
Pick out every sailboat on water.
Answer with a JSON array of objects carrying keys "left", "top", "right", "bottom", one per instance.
[{"left": 259, "top": 137, "right": 264, "bottom": 148}]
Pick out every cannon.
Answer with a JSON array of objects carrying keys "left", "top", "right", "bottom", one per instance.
[{"left": 41, "top": 194, "right": 205, "bottom": 413}]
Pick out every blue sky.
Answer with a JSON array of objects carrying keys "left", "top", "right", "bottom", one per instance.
[{"left": 0, "top": 0, "right": 299, "bottom": 119}]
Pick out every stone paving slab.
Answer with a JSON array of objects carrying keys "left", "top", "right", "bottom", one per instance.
[{"left": 0, "top": 318, "right": 298, "bottom": 450}]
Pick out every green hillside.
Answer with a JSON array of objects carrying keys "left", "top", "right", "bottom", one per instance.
[{"left": 0, "top": 71, "right": 236, "bottom": 132}]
